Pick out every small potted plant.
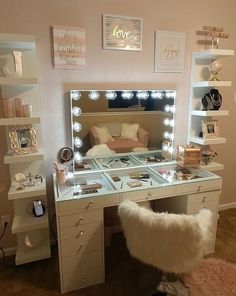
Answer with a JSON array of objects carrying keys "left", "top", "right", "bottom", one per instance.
[{"left": 201, "top": 149, "right": 218, "bottom": 165}]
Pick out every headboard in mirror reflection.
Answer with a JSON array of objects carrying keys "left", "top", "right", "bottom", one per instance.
[{"left": 70, "top": 89, "right": 176, "bottom": 162}]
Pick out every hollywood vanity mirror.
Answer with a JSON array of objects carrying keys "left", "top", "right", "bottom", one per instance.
[{"left": 69, "top": 89, "right": 176, "bottom": 171}]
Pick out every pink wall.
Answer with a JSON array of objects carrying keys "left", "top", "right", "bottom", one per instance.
[{"left": 0, "top": 0, "right": 236, "bottom": 248}]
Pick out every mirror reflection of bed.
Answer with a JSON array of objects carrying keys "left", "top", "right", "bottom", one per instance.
[{"left": 70, "top": 90, "right": 175, "bottom": 158}]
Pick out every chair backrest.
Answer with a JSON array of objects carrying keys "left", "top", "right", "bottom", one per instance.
[{"left": 118, "top": 200, "right": 213, "bottom": 274}]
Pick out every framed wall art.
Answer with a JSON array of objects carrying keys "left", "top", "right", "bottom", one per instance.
[
  {"left": 201, "top": 120, "right": 220, "bottom": 138},
  {"left": 52, "top": 26, "right": 86, "bottom": 69},
  {"left": 9, "top": 125, "right": 37, "bottom": 155},
  {"left": 103, "top": 14, "right": 142, "bottom": 51},
  {"left": 155, "top": 31, "right": 186, "bottom": 73}
]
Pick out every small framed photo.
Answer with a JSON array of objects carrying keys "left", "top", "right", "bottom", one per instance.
[
  {"left": 9, "top": 125, "right": 37, "bottom": 155},
  {"left": 201, "top": 120, "right": 220, "bottom": 138},
  {"left": 103, "top": 14, "right": 142, "bottom": 51},
  {"left": 155, "top": 31, "right": 186, "bottom": 73}
]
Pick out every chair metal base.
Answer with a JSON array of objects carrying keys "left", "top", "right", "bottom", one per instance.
[{"left": 157, "top": 280, "right": 189, "bottom": 296}]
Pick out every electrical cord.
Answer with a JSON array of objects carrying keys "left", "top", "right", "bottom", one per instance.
[
  {"left": 0, "top": 222, "right": 15, "bottom": 268},
  {"left": 0, "top": 222, "right": 7, "bottom": 241}
]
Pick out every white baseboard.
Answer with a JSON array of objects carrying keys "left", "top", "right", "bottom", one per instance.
[
  {"left": 219, "top": 202, "right": 236, "bottom": 211},
  {"left": 0, "top": 246, "right": 16, "bottom": 258}
]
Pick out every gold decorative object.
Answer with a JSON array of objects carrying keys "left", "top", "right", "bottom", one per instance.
[
  {"left": 177, "top": 145, "right": 201, "bottom": 168},
  {"left": 196, "top": 26, "right": 229, "bottom": 48},
  {"left": 9, "top": 125, "right": 37, "bottom": 155}
]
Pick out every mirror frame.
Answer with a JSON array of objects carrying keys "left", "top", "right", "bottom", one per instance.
[{"left": 69, "top": 89, "right": 176, "bottom": 165}]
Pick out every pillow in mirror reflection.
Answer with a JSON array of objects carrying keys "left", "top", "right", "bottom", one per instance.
[
  {"left": 97, "top": 122, "right": 121, "bottom": 137},
  {"left": 25, "top": 230, "right": 42, "bottom": 248},
  {"left": 121, "top": 123, "right": 139, "bottom": 141},
  {"left": 94, "top": 126, "right": 114, "bottom": 143}
]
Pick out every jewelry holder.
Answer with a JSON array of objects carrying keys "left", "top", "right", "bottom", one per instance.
[{"left": 202, "top": 89, "right": 222, "bottom": 111}]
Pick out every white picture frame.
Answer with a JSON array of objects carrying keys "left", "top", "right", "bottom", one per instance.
[
  {"left": 201, "top": 120, "right": 220, "bottom": 138},
  {"left": 52, "top": 26, "right": 86, "bottom": 69},
  {"left": 103, "top": 14, "right": 142, "bottom": 51},
  {"left": 155, "top": 31, "right": 186, "bottom": 73}
]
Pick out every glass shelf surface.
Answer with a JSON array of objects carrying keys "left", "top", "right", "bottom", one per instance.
[
  {"left": 94, "top": 155, "right": 140, "bottom": 170},
  {"left": 105, "top": 167, "right": 166, "bottom": 192},
  {"left": 150, "top": 163, "right": 219, "bottom": 183},
  {"left": 56, "top": 172, "right": 117, "bottom": 201},
  {"left": 131, "top": 150, "right": 171, "bottom": 165}
]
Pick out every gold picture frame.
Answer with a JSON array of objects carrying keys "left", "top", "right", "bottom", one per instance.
[
  {"left": 201, "top": 120, "right": 220, "bottom": 138},
  {"left": 9, "top": 125, "right": 37, "bottom": 155}
]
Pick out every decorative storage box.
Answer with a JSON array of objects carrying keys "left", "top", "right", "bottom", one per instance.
[{"left": 177, "top": 145, "right": 200, "bottom": 168}]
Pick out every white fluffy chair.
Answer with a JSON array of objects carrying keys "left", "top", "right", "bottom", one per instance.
[{"left": 118, "top": 200, "right": 213, "bottom": 296}]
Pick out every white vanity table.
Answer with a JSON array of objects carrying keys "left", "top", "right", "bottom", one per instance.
[{"left": 53, "top": 151, "right": 222, "bottom": 293}]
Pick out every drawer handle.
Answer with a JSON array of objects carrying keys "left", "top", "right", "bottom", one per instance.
[
  {"left": 75, "top": 219, "right": 84, "bottom": 226},
  {"left": 77, "top": 245, "right": 84, "bottom": 253},
  {"left": 147, "top": 192, "right": 152, "bottom": 199},
  {"left": 82, "top": 277, "right": 87, "bottom": 283},
  {"left": 76, "top": 231, "right": 84, "bottom": 238},
  {"left": 86, "top": 202, "right": 93, "bottom": 209},
  {"left": 202, "top": 197, "right": 207, "bottom": 203},
  {"left": 197, "top": 186, "right": 202, "bottom": 192}
]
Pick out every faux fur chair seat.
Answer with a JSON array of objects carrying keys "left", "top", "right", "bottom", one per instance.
[{"left": 118, "top": 200, "right": 213, "bottom": 274}]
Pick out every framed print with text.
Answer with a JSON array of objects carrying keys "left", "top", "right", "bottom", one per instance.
[
  {"left": 53, "top": 26, "right": 86, "bottom": 69},
  {"left": 103, "top": 14, "right": 142, "bottom": 51},
  {"left": 155, "top": 31, "right": 186, "bottom": 73}
]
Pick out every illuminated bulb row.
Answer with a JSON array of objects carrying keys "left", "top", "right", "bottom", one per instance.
[
  {"left": 71, "top": 90, "right": 176, "bottom": 101},
  {"left": 163, "top": 118, "right": 175, "bottom": 127}
]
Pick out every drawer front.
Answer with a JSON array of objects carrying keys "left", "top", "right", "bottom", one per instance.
[
  {"left": 122, "top": 189, "right": 151, "bottom": 202},
  {"left": 61, "top": 233, "right": 102, "bottom": 257},
  {"left": 58, "top": 194, "right": 119, "bottom": 213},
  {"left": 176, "top": 179, "right": 221, "bottom": 195},
  {"left": 187, "top": 200, "right": 218, "bottom": 215},
  {"left": 63, "top": 263, "right": 104, "bottom": 292},
  {"left": 187, "top": 191, "right": 220, "bottom": 206},
  {"left": 59, "top": 210, "right": 102, "bottom": 228},
  {"left": 60, "top": 221, "right": 102, "bottom": 240},
  {"left": 149, "top": 185, "right": 175, "bottom": 200}
]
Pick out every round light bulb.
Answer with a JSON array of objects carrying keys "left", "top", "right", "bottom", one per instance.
[
  {"left": 88, "top": 91, "right": 100, "bottom": 100},
  {"left": 136, "top": 91, "right": 149, "bottom": 100},
  {"left": 121, "top": 91, "right": 134, "bottom": 100},
  {"left": 151, "top": 91, "right": 164, "bottom": 99},
  {"left": 73, "top": 122, "right": 82, "bottom": 132},
  {"left": 74, "top": 137, "right": 83, "bottom": 148},
  {"left": 105, "top": 91, "right": 117, "bottom": 100},
  {"left": 72, "top": 107, "right": 81, "bottom": 117},
  {"left": 71, "top": 91, "right": 81, "bottom": 101},
  {"left": 74, "top": 151, "right": 82, "bottom": 163}
]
